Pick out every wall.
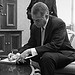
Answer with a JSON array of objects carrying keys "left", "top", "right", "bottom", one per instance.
[
  {"left": 74, "top": 0, "right": 75, "bottom": 31},
  {"left": 56, "top": 0, "right": 71, "bottom": 25},
  {"left": 17, "top": 0, "right": 75, "bottom": 45},
  {"left": 17, "top": 0, "right": 30, "bottom": 45}
]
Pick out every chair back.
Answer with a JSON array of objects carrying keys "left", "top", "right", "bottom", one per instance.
[{"left": 67, "top": 29, "right": 75, "bottom": 49}]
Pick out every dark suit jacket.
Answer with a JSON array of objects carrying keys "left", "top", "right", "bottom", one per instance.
[
  {"left": 18, "top": 16, "right": 75, "bottom": 59},
  {"left": 27, "top": 0, "right": 57, "bottom": 20}
]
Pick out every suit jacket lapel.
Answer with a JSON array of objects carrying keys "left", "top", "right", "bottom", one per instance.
[
  {"left": 36, "top": 27, "right": 41, "bottom": 46},
  {"left": 44, "top": 17, "right": 52, "bottom": 44}
]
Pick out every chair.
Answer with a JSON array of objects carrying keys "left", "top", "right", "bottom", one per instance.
[{"left": 55, "top": 29, "right": 75, "bottom": 75}]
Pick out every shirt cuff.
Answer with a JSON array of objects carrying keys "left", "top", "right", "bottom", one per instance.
[{"left": 30, "top": 48, "right": 38, "bottom": 56}]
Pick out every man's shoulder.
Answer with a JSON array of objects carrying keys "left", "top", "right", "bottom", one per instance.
[
  {"left": 50, "top": 15, "right": 65, "bottom": 24},
  {"left": 49, "top": 15, "right": 66, "bottom": 29}
]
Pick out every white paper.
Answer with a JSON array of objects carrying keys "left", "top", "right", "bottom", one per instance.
[
  {"left": 0, "top": 58, "right": 16, "bottom": 64},
  {"left": 0, "top": 56, "right": 34, "bottom": 64}
]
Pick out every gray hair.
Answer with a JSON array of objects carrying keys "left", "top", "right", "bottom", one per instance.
[{"left": 31, "top": 2, "right": 49, "bottom": 17}]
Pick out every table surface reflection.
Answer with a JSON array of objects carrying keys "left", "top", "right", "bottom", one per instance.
[{"left": 0, "top": 62, "right": 32, "bottom": 75}]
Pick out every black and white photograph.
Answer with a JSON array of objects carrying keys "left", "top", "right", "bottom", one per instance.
[{"left": 0, "top": 0, "right": 75, "bottom": 75}]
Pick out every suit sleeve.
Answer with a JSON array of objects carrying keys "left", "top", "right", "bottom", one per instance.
[
  {"left": 18, "top": 25, "right": 37, "bottom": 53},
  {"left": 26, "top": 0, "right": 38, "bottom": 19},
  {"left": 26, "top": 0, "right": 33, "bottom": 19},
  {"left": 35, "top": 22, "right": 67, "bottom": 55},
  {"left": 51, "top": 0, "right": 57, "bottom": 17}
]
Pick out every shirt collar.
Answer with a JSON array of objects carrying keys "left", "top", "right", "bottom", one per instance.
[{"left": 43, "top": 19, "right": 49, "bottom": 29}]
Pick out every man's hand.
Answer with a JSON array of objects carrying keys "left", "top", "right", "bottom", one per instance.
[
  {"left": 20, "top": 49, "right": 31, "bottom": 59},
  {"left": 16, "top": 49, "right": 31, "bottom": 64},
  {"left": 8, "top": 53, "right": 20, "bottom": 61},
  {"left": 8, "top": 53, "right": 15, "bottom": 61}
]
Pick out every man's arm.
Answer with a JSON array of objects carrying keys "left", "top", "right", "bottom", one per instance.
[
  {"left": 51, "top": 0, "right": 57, "bottom": 17},
  {"left": 35, "top": 22, "right": 66, "bottom": 55},
  {"left": 18, "top": 25, "right": 37, "bottom": 53},
  {"left": 26, "top": 0, "right": 38, "bottom": 19}
]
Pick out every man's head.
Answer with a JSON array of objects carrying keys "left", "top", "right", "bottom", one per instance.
[{"left": 31, "top": 2, "right": 49, "bottom": 28}]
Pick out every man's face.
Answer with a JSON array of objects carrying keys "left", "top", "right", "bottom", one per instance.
[{"left": 32, "top": 13, "right": 47, "bottom": 28}]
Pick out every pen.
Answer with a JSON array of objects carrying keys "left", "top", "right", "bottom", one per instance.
[{"left": 12, "top": 50, "right": 13, "bottom": 54}]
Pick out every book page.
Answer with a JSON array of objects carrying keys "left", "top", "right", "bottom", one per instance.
[{"left": 0, "top": 58, "right": 16, "bottom": 64}]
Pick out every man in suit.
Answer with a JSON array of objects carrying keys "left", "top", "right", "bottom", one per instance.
[
  {"left": 27, "top": 0, "right": 57, "bottom": 29},
  {"left": 8, "top": 2, "right": 75, "bottom": 75}
]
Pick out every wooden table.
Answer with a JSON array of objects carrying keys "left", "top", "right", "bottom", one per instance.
[{"left": 0, "top": 58, "right": 34, "bottom": 75}]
